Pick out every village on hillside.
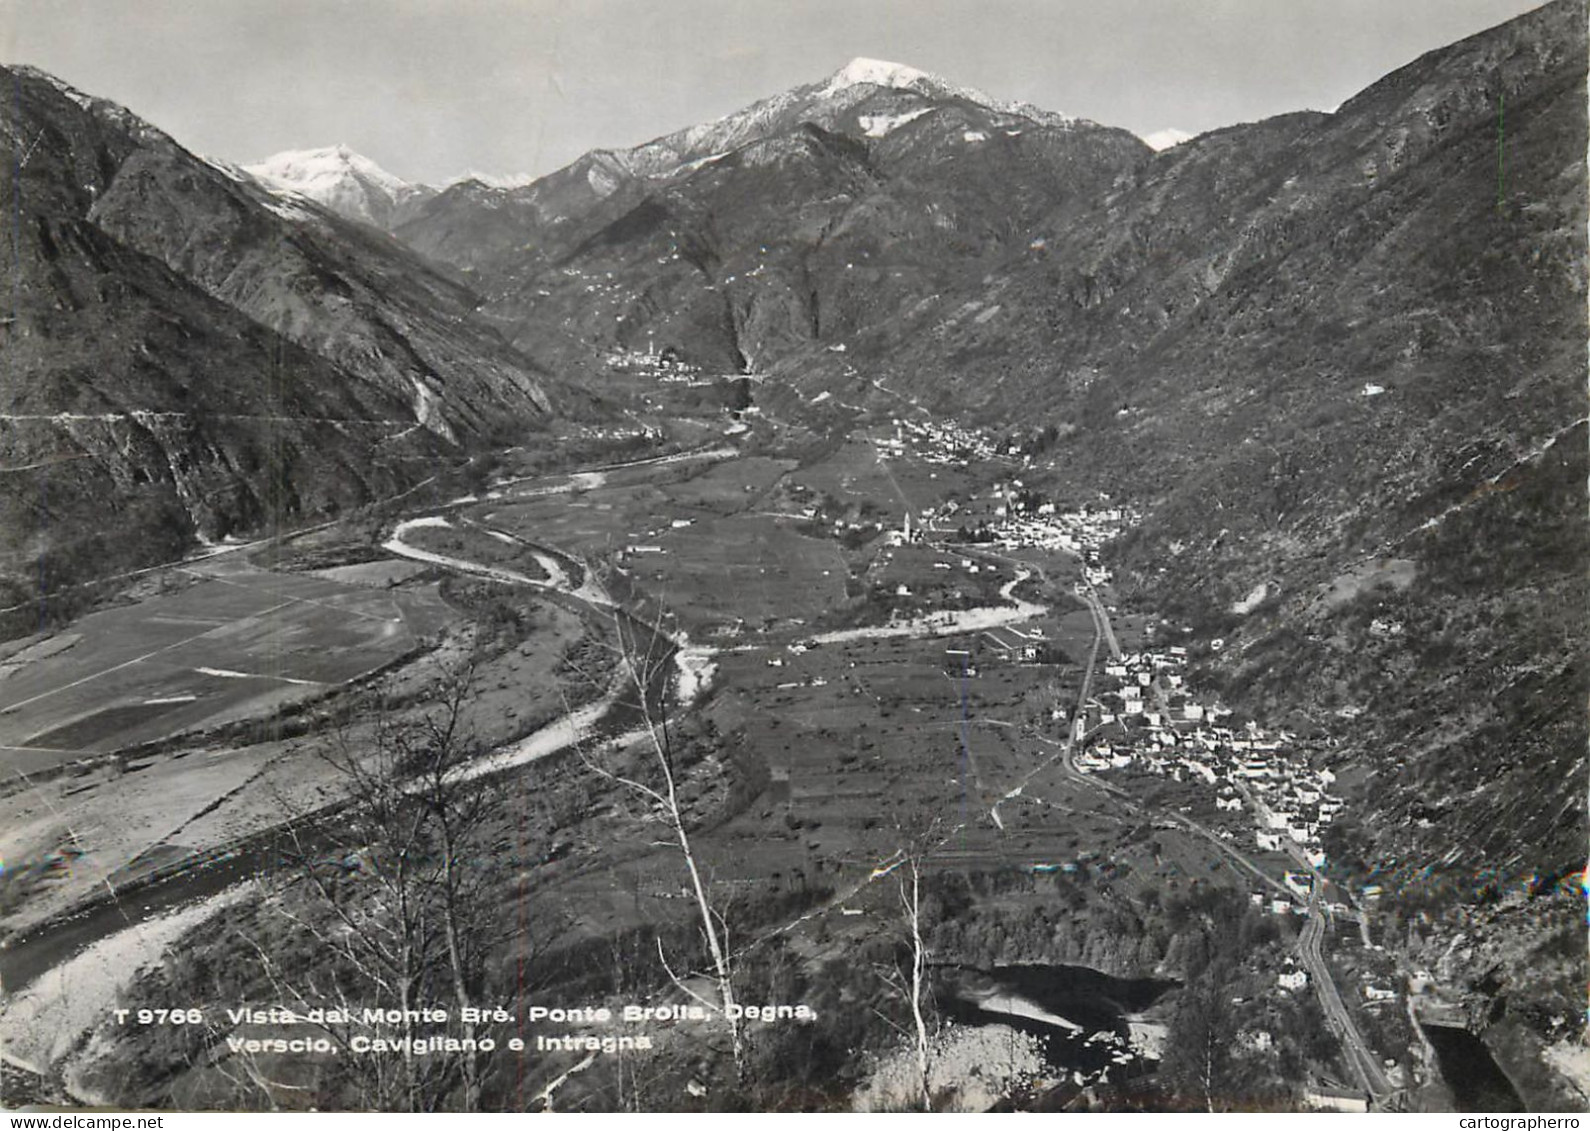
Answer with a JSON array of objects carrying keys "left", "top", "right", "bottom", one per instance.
[{"left": 877, "top": 408, "right": 1356, "bottom": 938}]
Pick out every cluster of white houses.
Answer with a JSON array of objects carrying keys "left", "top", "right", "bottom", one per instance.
[
  {"left": 874, "top": 416, "right": 998, "bottom": 466},
  {"left": 914, "top": 485, "right": 1139, "bottom": 587},
  {"left": 986, "top": 496, "right": 1134, "bottom": 545},
  {"left": 577, "top": 422, "right": 665, "bottom": 447},
  {"left": 870, "top": 417, "right": 1140, "bottom": 591},
  {"left": 604, "top": 339, "right": 704, "bottom": 383},
  {"left": 1072, "top": 646, "right": 1345, "bottom": 891}
]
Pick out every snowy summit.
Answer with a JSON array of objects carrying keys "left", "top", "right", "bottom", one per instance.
[
  {"left": 818, "top": 57, "right": 1076, "bottom": 128},
  {"left": 1141, "top": 127, "right": 1194, "bottom": 151},
  {"left": 242, "top": 144, "right": 434, "bottom": 228},
  {"left": 821, "top": 57, "right": 938, "bottom": 96}
]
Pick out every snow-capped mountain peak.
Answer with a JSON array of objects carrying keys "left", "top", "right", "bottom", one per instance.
[
  {"left": 818, "top": 56, "right": 998, "bottom": 106},
  {"left": 242, "top": 145, "right": 435, "bottom": 229},
  {"left": 816, "top": 56, "right": 1075, "bottom": 127},
  {"left": 822, "top": 57, "right": 936, "bottom": 95},
  {"left": 245, "top": 145, "right": 410, "bottom": 196},
  {"left": 1141, "top": 127, "right": 1194, "bottom": 152},
  {"left": 445, "top": 169, "right": 539, "bottom": 190}
]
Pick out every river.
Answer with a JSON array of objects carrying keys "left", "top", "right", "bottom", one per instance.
[
  {"left": 1421, "top": 1023, "right": 1525, "bottom": 1111},
  {"left": 3, "top": 439, "right": 1049, "bottom": 1086},
  {"left": 938, "top": 963, "right": 1176, "bottom": 1094},
  {"left": 809, "top": 569, "right": 1047, "bottom": 646}
]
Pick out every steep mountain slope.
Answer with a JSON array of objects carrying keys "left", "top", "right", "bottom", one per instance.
[
  {"left": 397, "top": 56, "right": 1088, "bottom": 275},
  {"left": 796, "top": 0, "right": 1583, "bottom": 1094},
  {"left": 399, "top": 3, "right": 1586, "bottom": 1095},
  {"left": 399, "top": 59, "right": 1148, "bottom": 373},
  {"left": 242, "top": 145, "right": 437, "bottom": 229},
  {"left": 0, "top": 66, "right": 571, "bottom": 623}
]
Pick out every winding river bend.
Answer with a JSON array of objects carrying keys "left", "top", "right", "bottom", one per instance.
[
  {"left": 0, "top": 461, "right": 692, "bottom": 1074},
  {"left": 0, "top": 440, "right": 1057, "bottom": 1082}
]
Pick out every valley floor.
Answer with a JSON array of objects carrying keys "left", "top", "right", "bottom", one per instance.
[{"left": 0, "top": 398, "right": 1572, "bottom": 1113}]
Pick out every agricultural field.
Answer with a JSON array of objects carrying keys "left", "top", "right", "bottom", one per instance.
[
  {"left": 700, "top": 619, "right": 1090, "bottom": 863},
  {"left": 0, "top": 581, "right": 588, "bottom": 935},
  {"left": 865, "top": 545, "right": 1016, "bottom": 608},
  {"left": 0, "top": 555, "right": 455, "bottom": 774},
  {"left": 480, "top": 483, "right": 677, "bottom": 558},
  {"left": 307, "top": 559, "right": 433, "bottom": 588},
  {"left": 630, "top": 515, "right": 850, "bottom": 632},
  {"left": 783, "top": 437, "right": 918, "bottom": 515},
  {"left": 652, "top": 455, "right": 796, "bottom": 511}
]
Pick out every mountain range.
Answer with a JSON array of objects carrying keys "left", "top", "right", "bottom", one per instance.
[
  {"left": 1, "top": 1, "right": 1584, "bottom": 1105},
  {"left": 254, "top": 13, "right": 1586, "bottom": 1102},
  {"left": 0, "top": 67, "right": 585, "bottom": 621}
]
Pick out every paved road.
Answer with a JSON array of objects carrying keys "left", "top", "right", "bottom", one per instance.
[
  {"left": 1076, "top": 581, "right": 1122, "bottom": 663},
  {"left": 1236, "top": 781, "right": 1389, "bottom": 1099},
  {"left": 1300, "top": 885, "right": 1394, "bottom": 1100},
  {"left": 1084, "top": 590, "right": 1393, "bottom": 1107}
]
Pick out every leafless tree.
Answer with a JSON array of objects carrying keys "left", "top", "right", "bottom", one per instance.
[
  {"left": 870, "top": 849, "right": 937, "bottom": 1112},
  {"left": 572, "top": 607, "right": 743, "bottom": 1074},
  {"left": 898, "top": 856, "right": 933, "bottom": 1111},
  {"left": 1160, "top": 971, "right": 1235, "bottom": 1112},
  {"left": 253, "top": 660, "right": 510, "bottom": 1111}
]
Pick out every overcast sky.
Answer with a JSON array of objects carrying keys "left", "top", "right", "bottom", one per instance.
[{"left": 0, "top": 0, "right": 1550, "bottom": 184}]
